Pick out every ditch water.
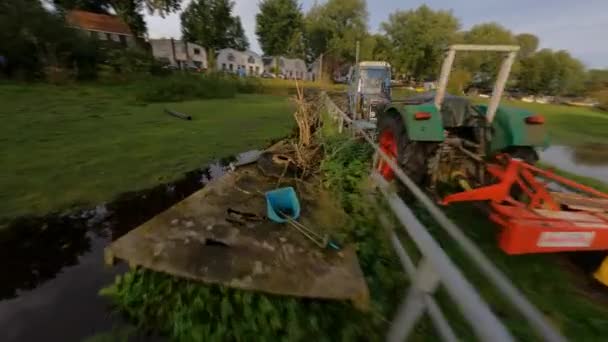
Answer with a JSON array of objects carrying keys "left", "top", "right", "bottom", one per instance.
[
  {"left": 539, "top": 144, "right": 608, "bottom": 184},
  {"left": 0, "top": 151, "right": 261, "bottom": 342}
]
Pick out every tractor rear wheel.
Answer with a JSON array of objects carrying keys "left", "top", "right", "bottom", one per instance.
[{"left": 376, "top": 112, "right": 430, "bottom": 187}]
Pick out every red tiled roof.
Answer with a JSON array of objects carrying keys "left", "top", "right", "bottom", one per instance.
[{"left": 66, "top": 10, "right": 133, "bottom": 36}]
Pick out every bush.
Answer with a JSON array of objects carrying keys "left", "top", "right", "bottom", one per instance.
[{"left": 136, "top": 74, "right": 238, "bottom": 102}]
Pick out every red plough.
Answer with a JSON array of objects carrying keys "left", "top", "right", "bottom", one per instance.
[{"left": 442, "top": 156, "right": 608, "bottom": 254}]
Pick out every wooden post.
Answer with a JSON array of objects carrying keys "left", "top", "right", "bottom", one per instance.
[{"left": 319, "top": 53, "right": 324, "bottom": 83}]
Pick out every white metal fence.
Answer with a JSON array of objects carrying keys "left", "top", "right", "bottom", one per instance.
[{"left": 321, "top": 92, "right": 566, "bottom": 342}]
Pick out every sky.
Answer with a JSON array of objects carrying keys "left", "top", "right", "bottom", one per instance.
[{"left": 144, "top": 0, "right": 608, "bottom": 69}]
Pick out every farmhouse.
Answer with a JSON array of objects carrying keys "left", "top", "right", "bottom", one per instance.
[
  {"left": 66, "top": 10, "right": 135, "bottom": 47},
  {"left": 263, "top": 56, "right": 308, "bottom": 80},
  {"left": 149, "top": 39, "right": 208, "bottom": 70},
  {"left": 216, "top": 48, "right": 263, "bottom": 76}
]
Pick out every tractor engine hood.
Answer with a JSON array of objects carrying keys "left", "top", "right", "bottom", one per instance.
[{"left": 404, "top": 92, "right": 477, "bottom": 127}]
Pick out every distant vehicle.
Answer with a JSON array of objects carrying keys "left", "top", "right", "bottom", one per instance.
[
  {"left": 347, "top": 61, "right": 392, "bottom": 121},
  {"left": 261, "top": 72, "right": 276, "bottom": 79},
  {"left": 333, "top": 75, "right": 348, "bottom": 84}
]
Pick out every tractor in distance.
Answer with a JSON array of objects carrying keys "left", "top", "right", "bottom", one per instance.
[{"left": 347, "top": 61, "right": 392, "bottom": 122}]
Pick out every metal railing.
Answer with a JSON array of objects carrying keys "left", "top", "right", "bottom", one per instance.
[{"left": 321, "top": 92, "right": 566, "bottom": 342}]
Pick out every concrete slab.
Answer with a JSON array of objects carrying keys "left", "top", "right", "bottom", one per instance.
[{"left": 105, "top": 163, "right": 369, "bottom": 308}]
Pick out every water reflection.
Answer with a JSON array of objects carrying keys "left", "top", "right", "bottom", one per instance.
[{"left": 539, "top": 144, "right": 608, "bottom": 184}]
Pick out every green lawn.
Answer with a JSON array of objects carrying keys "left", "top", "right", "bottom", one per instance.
[
  {"left": 0, "top": 83, "right": 294, "bottom": 223},
  {"left": 500, "top": 99, "right": 608, "bottom": 145}
]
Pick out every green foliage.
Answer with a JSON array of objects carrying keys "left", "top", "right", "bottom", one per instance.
[
  {"left": 447, "top": 69, "right": 472, "bottom": 95},
  {"left": 0, "top": 0, "right": 97, "bottom": 80},
  {"left": 305, "top": 0, "right": 368, "bottom": 63},
  {"left": 381, "top": 5, "right": 460, "bottom": 79},
  {"left": 518, "top": 49, "right": 587, "bottom": 96},
  {"left": 181, "top": 0, "right": 249, "bottom": 64},
  {"left": 586, "top": 69, "right": 608, "bottom": 92},
  {"left": 136, "top": 74, "right": 238, "bottom": 102},
  {"left": 457, "top": 22, "right": 517, "bottom": 87},
  {"left": 101, "top": 134, "right": 406, "bottom": 341},
  {"left": 256, "top": 0, "right": 305, "bottom": 58},
  {"left": 515, "top": 33, "right": 539, "bottom": 59}
]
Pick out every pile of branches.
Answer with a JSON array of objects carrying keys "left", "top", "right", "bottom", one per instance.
[{"left": 291, "top": 82, "right": 324, "bottom": 178}]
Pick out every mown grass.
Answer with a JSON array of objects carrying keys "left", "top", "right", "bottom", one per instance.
[
  {"left": 0, "top": 83, "right": 294, "bottom": 223},
  {"left": 477, "top": 98, "right": 608, "bottom": 145}
]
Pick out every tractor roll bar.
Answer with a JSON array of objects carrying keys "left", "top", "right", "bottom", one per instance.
[{"left": 435, "top": 44, "right": 520, "bottom": 124}]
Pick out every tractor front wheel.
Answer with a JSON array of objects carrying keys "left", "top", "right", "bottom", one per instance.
[{"left": 376, "top": 112, "right": 430, "bottom": 186}]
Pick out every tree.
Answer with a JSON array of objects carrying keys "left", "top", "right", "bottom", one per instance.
[
  {"left": 454, "top": 22, "right": 520, "bottom": 89},
  {"left": 586, "top": 69, "right": 608, "bottom": 92},
  {"left": 181, "top": 0, "right": 249, "bottom": 59},
  {"left": 305, "top": 0, "right": 368, "bottom": 65},
  {"left": 1, "top": 0, "right": 99, "bottom": 79},
  {"left": 518, "top": 49, "right": 586, "bottom": 95},
  {"left": 381, "top": 5, "right": 460, "bottom": 79},
  {"left": 515, "top": 33, "right": 539, "bottom": 58},
  {"left": 256, "top": 0, "right": 304, "bottom": 58}
]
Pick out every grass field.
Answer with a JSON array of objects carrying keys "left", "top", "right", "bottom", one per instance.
[{"left": 0, "top": 83, "right": 294, "bottom": 223}]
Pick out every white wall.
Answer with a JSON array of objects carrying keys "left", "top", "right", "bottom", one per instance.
[
  {"left": 149, "top": 39, "right": 208, "bottom": 69},
  {"left": 263, "top": 56, "right": 309, "bottom": 80},
  {"left": 216, "top": 48, "right": 264, "bottom": 76}
]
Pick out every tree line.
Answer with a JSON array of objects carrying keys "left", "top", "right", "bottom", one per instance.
[
  {"left": 1, "top": 0, "right": 606, "bottom": 99},
  {"left": 246, "top": 0, "right": 597, "bottom": 97}
]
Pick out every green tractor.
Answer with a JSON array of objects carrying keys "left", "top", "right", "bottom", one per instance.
[{"left": 376, "top": 45, "right": 548, "bottom": 191}]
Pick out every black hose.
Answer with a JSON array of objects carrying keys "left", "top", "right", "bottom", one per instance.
[{"left": 165, "top": 108, "right": 192, "bottom": 120}]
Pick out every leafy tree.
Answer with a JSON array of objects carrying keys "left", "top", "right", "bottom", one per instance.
[
  {"left": 305, "top": 0, "right": 368, "bottom": 65},
  {"left": 586, "top": 69, "right": 608, "bottom": 92},
  {"left": 381, "top": 5, "right": 460, "bottom": 80},
  {"left": 255, "top": 0, "right": 304, "bottom": 58},
  {"left": 181, "top": 0, "right": 249, "bottom": 63},
  {"left": 518, "top": 49, "right": 586, "bottom": 95},
  {"left": 458, "top": 22, "right": 517, "bottom": 87},
  {"left": 0, "top": 0, "right": 99, "bottom": 79},
  {"left": 515, "top": 33, "right": 539, "bottom": 58},
  {"left": 227, "top": 16, "right": 250, "bottom": 51}
]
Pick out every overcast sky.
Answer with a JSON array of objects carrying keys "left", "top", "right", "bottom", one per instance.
[{"left": 144, "top": 0, "right": 608, "bottom": 68}]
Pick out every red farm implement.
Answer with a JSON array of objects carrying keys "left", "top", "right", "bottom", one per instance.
[{"left": 442, "top": 156, "right": 608, "bottom": 255}]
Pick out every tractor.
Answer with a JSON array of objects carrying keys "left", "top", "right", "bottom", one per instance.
[
  {"left": 375, "top": 44, "right": 608, "bottom": 260},
  {"left": 347, "top": 61, "right": 392, "bottom": 121},
  {"left": 376, "top": 45, "right": 544, "bottom": 193}
]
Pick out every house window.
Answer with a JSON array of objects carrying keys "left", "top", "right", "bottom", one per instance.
[
  {"left": 97, "top": 31, "right": 107, "bottom": 40},
  {"left": 255, "top": 66, "right": 260, "bottom": 74},
  {"left": 249, "top": 66, "right": 253, "bottom": 75},
  {"left": 193, "top": 48, "right": 200, "bottom": 55},
  {"left": 119, "top": 35, "right": 127, "bottom": 46},
  {"left": 227, "top": 53, "right": 235, "bottom": 62},
  {"left": 229, "top": 64, "right": 233, "bottom": 71},
  {"left": 247, "top": 56, "right": 255, "bottom": 64},
  {"left": 222, "top": 63, "right": 227, "bottom": 70},
  {"left": 106, "top": 33, "right": 112, "bottom": 40}
]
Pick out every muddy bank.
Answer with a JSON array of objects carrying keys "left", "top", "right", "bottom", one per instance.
[
  {"left": 540, "top": 144, "right": 608, "bottom": 184},
  {"left": 0, "top": 151, "right": 260, "bottom": 342}
]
